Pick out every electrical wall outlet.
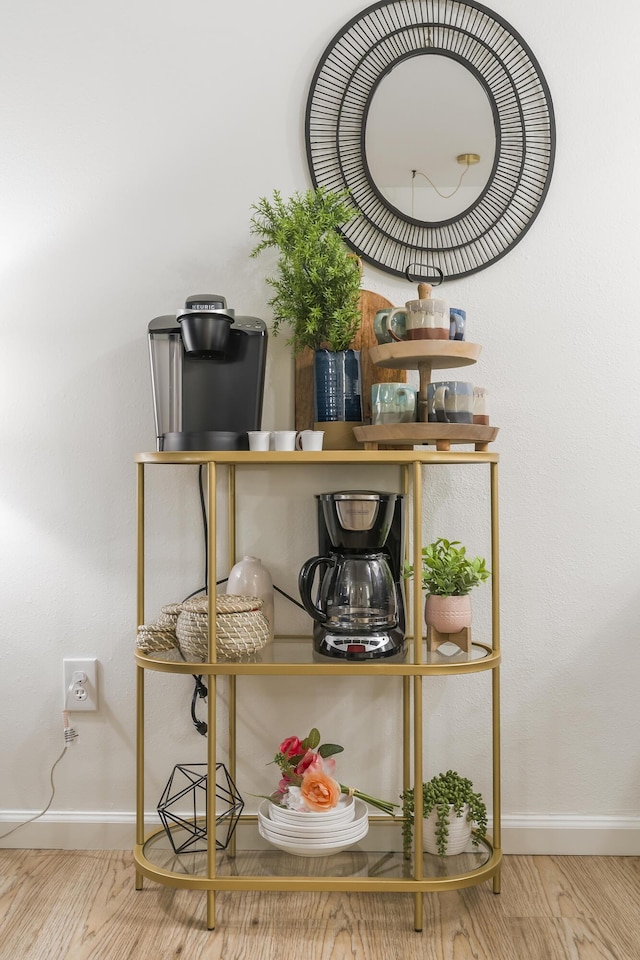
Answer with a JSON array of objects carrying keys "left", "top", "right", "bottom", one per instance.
[{"left": 63, "top": 658, "right": 98, "bottom": 711}]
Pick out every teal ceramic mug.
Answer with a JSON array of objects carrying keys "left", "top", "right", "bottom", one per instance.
[
  {"left": 371, "top": 382, "right": 417, "bottom": 424},
  {"left": 373, "top": 307, "right": 407, "bottom": 344}
]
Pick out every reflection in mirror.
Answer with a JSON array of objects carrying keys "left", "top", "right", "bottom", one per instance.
[{"left": 365, "top": 55, "right": 496, "bottom": 222}]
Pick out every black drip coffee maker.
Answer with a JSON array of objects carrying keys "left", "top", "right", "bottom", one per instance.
[
  {"left": 298, "top": 491, "right": 406, "bottom": 661},
  {"left": 148, "top": 294, "right": 267, "bottom": 451}
]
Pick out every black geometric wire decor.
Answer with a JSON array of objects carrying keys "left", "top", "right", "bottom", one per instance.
[
  {"left": 157, "top": 763, "right": 244, "bottom": 854},
  {"left": 305, "top": 0, "right": 555, "bottom": 281}
]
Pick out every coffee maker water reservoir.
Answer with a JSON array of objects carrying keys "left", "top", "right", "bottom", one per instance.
[{"left": 148, "top": 294, "right": 267, "bottom": 451}]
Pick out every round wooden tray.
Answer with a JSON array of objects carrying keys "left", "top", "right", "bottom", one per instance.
[
  {"left": 369, "top": 341, "right": 481, "bottom": 371},
  {"left": 352, "top": 423, "right": 498, "bottom": 452}
]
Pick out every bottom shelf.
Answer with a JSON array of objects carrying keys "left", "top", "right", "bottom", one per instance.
[{"left": 136, "top": 824, "right": 500, "bottom": 892}]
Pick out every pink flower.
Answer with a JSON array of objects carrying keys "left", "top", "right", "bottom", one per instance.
[
  {"left": 295, "top": 751, "right": 337, "bottom": 778},
  {"left": 321, "top": 756, "right": 337, "bottom": 777},
  {"left": 294, "top": 750, "right": 322, "bottom": 776},
  {"left": 279, "top": 736, "right": 303, "bottom": 758},
  {"left": 277, "top": 777, "right": 292, "bottom": 794}
]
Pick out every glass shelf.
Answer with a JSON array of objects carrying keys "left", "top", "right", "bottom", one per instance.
[
  {"left": 140, "top": 826, "right": 495, "bottom": 885},
  {"left": 137, "top": 637, "right": 499, "bottom": 677}
]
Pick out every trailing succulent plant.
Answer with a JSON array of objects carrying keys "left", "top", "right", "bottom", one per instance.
[
  {"left": 401, "top": 769, "right": 488, "bottom": 856},
  {"left": 250, "top": 187, "right": 362, "bottom": 354},
  {"left": 402, "top": 538, "right": 490, "bottom": 597}
]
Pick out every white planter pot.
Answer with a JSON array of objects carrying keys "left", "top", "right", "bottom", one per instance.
[
  {"left": 425, "top": 594, "right": 472, "bottom": 634},
  {"left": 423, "top": 803, "right": 472, "bottom": 856}
]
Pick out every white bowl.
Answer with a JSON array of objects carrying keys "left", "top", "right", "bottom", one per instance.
[
  {"left": 268, "top": 794, "right": 355, "bottom": 825},
  {"left": 258, "top": 799, "right": 367, "bottom": 839},
  {"left": 259, "top": 819, "right": 369, "bottom": 846},
  {"left": 258, "top": 818, "right": 369, "bottom": 857},
  {"left": 259, "top": 815, "right": 369, "bottom": 843}
]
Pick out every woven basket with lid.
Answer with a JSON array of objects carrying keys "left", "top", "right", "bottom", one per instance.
[{"left": 176, "top": 594, "right": 270, "bottom": 661}]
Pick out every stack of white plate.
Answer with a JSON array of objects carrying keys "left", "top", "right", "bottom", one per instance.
[{"left": 258, "top": 796, "right": 369, "bottom": 857}]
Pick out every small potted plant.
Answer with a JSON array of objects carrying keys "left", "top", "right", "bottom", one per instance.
[
  {"left": 403, "top": 537, "right": 490, "bottom": 633},
  {"left": 250, "top": 187, "right": 363, "bottom": 423},
  {"left": 401, "top": 770, "right": 488, "bottom": 857}
]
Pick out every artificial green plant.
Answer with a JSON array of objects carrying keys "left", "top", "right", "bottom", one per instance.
[
  {"left": 401, "top": 769, "right": 488, "bottom": 856},
  {"left": 250, "top": 187, "right": 361, "bottom": 353},
  {"left": 403, "top": 538, "right": 490, "bottom": 597}
]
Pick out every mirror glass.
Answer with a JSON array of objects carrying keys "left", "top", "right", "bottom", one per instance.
[{"left": 365, "top": 55, "right": 496, "bottom": 222}]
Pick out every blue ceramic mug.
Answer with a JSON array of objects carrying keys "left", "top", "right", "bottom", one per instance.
[
  {"left": 449, "top": 308, "right": 466, "bottom": 341},
  {"left": 426, "top": 381, "right": 474, "bottom": 424}
]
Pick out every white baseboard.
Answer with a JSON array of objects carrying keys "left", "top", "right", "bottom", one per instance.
[
  {"left": 1, "top": 812, "right": 639, "bottom": 856},
  {"left": 500, "top": 815, "right": 640, "bottom": 856}
]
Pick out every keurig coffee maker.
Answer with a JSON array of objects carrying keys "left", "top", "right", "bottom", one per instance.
[
  {"left": 148, "top": 294, "right": 267, "bottom": 451},
  {"left": 298, "top": 491, "right": 406, "bottom": 661}
]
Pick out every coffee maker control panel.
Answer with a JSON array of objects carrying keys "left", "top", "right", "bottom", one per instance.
[
  {"left": 233, "top": 318, "right": 267, "bottom": 333},
  {"left": 315, "top": 631, "right": 406, "bottom": 662}
]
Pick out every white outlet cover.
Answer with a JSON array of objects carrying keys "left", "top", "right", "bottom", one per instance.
[{"left": 63, "top": 658, "right": 98, "bottom": 711}]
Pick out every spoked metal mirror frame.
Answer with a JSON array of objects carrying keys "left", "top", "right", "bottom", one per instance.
[{"left": 305, "top": 0, "right": 556, "bottom": 281}]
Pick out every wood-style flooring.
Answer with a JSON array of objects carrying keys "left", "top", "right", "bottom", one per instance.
[{"left": 1, "top": 851, "right": 639, "bottom": 960}]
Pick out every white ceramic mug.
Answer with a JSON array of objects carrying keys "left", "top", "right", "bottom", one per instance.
[
  {"left": 248, "top": 431, "right": 272, "bottom": 451},
  {"left": 272, "top": 430, "right": 297, "bottom": 451},
  {"left": 390, "top": 298, "right": 449, "bottom": 341},
  {"left": 296, "top": 430, "right": 324, "bottom": 451}
]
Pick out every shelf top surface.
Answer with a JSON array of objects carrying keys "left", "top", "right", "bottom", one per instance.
[
  {"left": 136, "top": 638, "right": 499, "bottom": 676},
  {"left": 140, "top": 833, "right": 493, "bottom": 882},
  {"left": 136, "top": 449, "right": 499, "bottom": 465}
]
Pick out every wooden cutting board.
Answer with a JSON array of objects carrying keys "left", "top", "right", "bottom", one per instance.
[{"left": 294, "top": 289, "right": 407, "bottom": 430}]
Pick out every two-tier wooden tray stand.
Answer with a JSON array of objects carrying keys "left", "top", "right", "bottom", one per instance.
[{"left": 353, "top": 341, "right": 499, "bottom": 451}]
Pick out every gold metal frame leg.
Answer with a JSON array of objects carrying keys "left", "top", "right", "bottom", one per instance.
[
  {"left": 414, "top": 892, "right": 423, "bottom": 932},
  {"left": 207, "top": 890, "right": 216, "bottom": 930}
]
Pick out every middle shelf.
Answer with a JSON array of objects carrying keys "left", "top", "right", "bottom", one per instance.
[{"left": 136, "top": 637, "right": 500, "bottom": 676}]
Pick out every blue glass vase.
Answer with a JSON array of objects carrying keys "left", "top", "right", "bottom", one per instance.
[{"left": 313, "top": 349, "right": 362, "bottom": 422}]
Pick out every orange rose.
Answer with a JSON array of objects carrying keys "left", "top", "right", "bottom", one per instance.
[{"left": 300, "top": 770, "right": 341, "bottom": 811}]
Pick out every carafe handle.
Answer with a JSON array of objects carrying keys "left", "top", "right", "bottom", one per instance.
[{"left": 298, "top": 555, "right": 332, "bottom": 623}]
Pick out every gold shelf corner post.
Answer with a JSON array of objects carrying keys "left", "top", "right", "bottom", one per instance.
[
  {"left": 228, "top": 464, "right": 237, "bottom": 860},
  {"left": 490, "top": 460, "right": 502, "bottom": 893},
  {"left": 207, "top": 461, "right": 218, "bottom": 930},
  {"left": 412, "top": 459, "right": 423, "bottom": 931},
  {"left": 135, "top": 462, "right": 145, "bottom": 892}
]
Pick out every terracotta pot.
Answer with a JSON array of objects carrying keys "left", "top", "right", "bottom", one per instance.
[
  {"left": 425, "top": 594, "right": 472, "bottom": 633},
  {"left": 423, "top": 803, "right": 472, "bottom": 856}
]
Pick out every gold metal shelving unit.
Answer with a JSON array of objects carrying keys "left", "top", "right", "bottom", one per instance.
[{"left": 134, "top": 449, "right": 501, "bottom": 931}]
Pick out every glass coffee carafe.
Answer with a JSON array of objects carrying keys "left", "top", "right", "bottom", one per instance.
[{"left": 299, "top": 551, "right": 398, "bottom": 634}]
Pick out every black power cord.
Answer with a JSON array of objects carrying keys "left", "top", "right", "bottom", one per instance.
[
  {"left": 190, "top": 675, "right": 209, "bottom": 736},
  {"left": 185, "top": 466, "right": 308, "bottom": 736}
]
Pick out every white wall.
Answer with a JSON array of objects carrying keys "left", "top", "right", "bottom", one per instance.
[{"left": 1, "top": 0, "right": 639, "bottom": 854}]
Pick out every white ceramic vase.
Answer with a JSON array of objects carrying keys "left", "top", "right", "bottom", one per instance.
[
  {"left": 226, "top": 556, "right": 274, "bottom": 640},
  {"left": 423, "top": 803, "right": 472, "bottom": 856},
  {"left": 425, "top": 594, "right": 472, "bottom": 633}
]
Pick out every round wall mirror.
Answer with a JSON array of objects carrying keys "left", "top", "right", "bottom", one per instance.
[{"left": 306, "top": 0, "right": 555, "bottom": 281}]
